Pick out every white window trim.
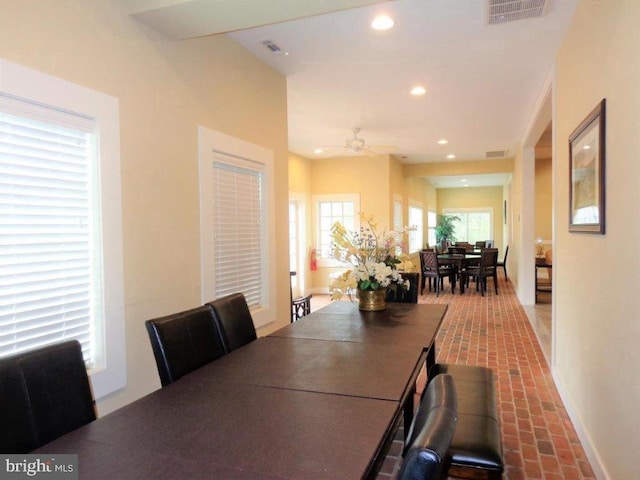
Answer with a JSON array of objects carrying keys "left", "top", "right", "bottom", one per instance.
[
  {"left": 0, "top": 58, "right": 125, "bottom": 399},
  {"left": 198, "top": 127, "right": 276, "bottom": 329},
  {"left": 289, "top": 191, "right": 307, "bottom": 297},
  {"left": 408, "top": 200, "right": 424, "bottom": 254},
  {"left": 443, "top": 207, "right": 494, "bottom": 243},
  {"left": 312, "top": 193, "right": 360, "bottom": 268}
]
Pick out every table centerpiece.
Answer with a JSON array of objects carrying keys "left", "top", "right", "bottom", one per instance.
[{"left": 329, "top": 213, "right": 414, "bottom": 311}]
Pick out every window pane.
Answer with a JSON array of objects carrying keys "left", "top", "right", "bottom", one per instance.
[{"left": 0, "top": 103, "right": 97, "bottom": 365}]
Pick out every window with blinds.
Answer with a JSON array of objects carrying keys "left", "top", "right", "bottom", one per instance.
[
  {"left": 0, "top": 94, "right": 100, "bottom": 365},
  {"left": 393, "top": 195, "right": 403, "bottom": 255},
  {"left": 408, "top": 204, "right": 424, "bottom": 253},
  {"left": 211, "top": 158, "right": 265, "bottom": 309}
]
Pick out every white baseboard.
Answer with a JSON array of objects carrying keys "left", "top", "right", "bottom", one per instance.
[{"left": 551, "top": 368, "right": 610, "bottom": 480}]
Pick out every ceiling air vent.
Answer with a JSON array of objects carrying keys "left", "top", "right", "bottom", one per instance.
[
  {"left": 486, "top": 150, "right": 508, "bottom": 158},
  {"left": 487, "top": 0, "right": 552, "bottom": 25}
]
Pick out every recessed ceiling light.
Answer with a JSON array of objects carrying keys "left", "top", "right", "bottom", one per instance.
[
  {"left": 437, "top": 139, "right": 448, "bottom": 145},
  {"left": 461, "top": 178, "right": 467, "bottom": 183},
  {"left": 446, "top": 154, "right": 456, "bottom": 159},
  {"left": 314, "top": 148, "right": 323, "bottom": 154},
  {"left": 410, "top": 86, "right": 426, "bottom": 96},
  {"left": 371, "top": 15, "right": 394, "bottom": 30}
]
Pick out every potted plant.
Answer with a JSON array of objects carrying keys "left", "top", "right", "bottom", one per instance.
[{"left": 434, "top": 214, "right": 460, "bottom": 251}]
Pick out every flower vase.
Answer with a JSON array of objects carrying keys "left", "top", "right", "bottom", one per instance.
[{"left": 357, "top": 288, "right": 387, "bottom": 311}]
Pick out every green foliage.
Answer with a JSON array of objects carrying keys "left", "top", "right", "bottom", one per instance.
[{"left": 434, "top": 214, "right": 461, "bottom": 243}]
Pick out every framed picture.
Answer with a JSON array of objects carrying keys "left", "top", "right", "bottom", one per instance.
[{"left": 568, "top": 98, "right": 606, "bottom": 234}]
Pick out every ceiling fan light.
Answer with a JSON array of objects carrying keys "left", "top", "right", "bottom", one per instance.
[{"left": 371, "top": 15, "right": 394, "bottom": 30}]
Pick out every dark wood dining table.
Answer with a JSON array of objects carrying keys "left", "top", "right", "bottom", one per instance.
[
  {"left": 34, "top": 301, "right": 448, "bottom": 480},
  {"left": 438, "top": 253, "right": 481, "bottom": 293}
]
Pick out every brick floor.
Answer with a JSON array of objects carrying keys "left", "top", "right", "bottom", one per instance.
[
  {"left": 417, "top": 278, "right": 596, "bottom": 479},
  {"left": 316, "top": 276, "right": 597, "bottom": 479}
]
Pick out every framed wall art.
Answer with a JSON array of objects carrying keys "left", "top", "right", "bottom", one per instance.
[{"left": 568, "top": 98, "right": 606, "bottom": 234}]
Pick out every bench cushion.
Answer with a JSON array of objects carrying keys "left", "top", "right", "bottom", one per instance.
[{"left": 428, "top": 363, "right": 504, "bottom": 477}]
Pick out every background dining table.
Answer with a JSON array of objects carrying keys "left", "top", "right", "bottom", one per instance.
[{"left": 34, "top": 301, "right": 448, "bottom": 480}]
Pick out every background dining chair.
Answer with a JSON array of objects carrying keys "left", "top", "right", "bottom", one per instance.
[
  {"left": 475, "top": 240, "right": 487, "bottom": 249},
  {"left": 292, "top": 294, "right": 313, "bottom": 321},
  {"left": 447, "top": 246, "right": 467, "bottom": 255},
  {"left": 496, "top": 245, "right": 509, "bottom": 280},
  {"left": 0, "top": 340, "right": 96, "bottom": 453},
  {"left": 397, "top": 374, "right": 457, "bottom": 480},
  {"left": 145, "top": 305, "right": 226, "bottom": 387},
  {"left": 420, "top": 251, "right": 455, "bottom": 296},
  {"left": 463, "top": 248, "right": 499, "bottom": 296},
  {"left": 387, "top": 272, "right": 419, "bottom": 303},
  {"left": 207, "top": 292, "right": 257, "bottom": 353}
]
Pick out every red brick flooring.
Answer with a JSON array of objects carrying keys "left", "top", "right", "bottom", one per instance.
[
  {"left": 314, "top": 277, "right": 597, "bottom": 479},
  {"left": 421, "top": 278, "right": 595, "bottom": 479}
]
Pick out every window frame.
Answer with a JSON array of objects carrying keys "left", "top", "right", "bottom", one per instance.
[
  {"left": 198, "top": 127, "right": 276, "bottom": 329},
  {"left": 312, "top": 194, "right": 360, "bottom": 268},
  {"left": 443, "top": 207, "right": 494, "bottom": 244},
  {"left": 0, "top": 58, "right": 125, "bottom": 399},
  {"left": 408, "top": 202, "right": 424, "bottom": 254}
]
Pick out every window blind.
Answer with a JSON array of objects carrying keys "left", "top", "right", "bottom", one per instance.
[
  {"left": 0, "top": 96, "right": 97, "bottom": 364},
  {"left": 211, "top": 159, "right": 264, "bottom": 309}
]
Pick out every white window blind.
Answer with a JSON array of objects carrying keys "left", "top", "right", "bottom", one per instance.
[
  {"left": 0, "top": 94, "right": 99, "bottom": 365},
  {"left": 393, "top": 196, "right": 403, "bottom": 255},
  {"left": 211, "top": 158, "right": 264, "bottom": 309}
]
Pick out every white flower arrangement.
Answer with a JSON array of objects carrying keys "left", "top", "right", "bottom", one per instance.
[{"left": 329, "top": 213, "right": 414, "bottom": 301}]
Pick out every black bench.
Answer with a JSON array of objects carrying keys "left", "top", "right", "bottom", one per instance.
[{"left": 427, "top": 363, "right": 504, "bottom": 480}]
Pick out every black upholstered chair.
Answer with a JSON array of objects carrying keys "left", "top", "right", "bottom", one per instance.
[
  {"left": 207, "top": 293, "right": 257, "bottom": 353},
  {"left": 475, "top": 240, "right": 487, "bottom": 249},
  {"left": 145, "top": 305, "right": 226, "bottom": 387},
  {"left": 0, "top": 340, "right": 96, "bottom": 453},
  {"left": 447, "top": 246, "right": 467, "bottom": 255},
  {"left": 419, "top": 251, "right": 455, "bottom": 296},
  {"left": 397, "top": 374, "right": 457, "bottom": 480},
  {"left": 387, "top": 272, "right": 419, "bottom": 303},
  {"left": 496, "top": 245, "right": 509, "bottom": 280},
  {"left": 463, "top": 248, "right": 499, "bottom": 296}
]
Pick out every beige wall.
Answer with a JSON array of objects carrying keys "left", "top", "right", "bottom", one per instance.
[
  {"left": 555, "top": 1, "right": 640, "bottom": 478},
  {"left": 436, "top": 187, "right": 505, "bottom": 254},
  {"left": 0, "top": 0, "right": 289, "bottom": 414},
  {"left": 535, "top": 157, "right": 553, "bottom": 245}
]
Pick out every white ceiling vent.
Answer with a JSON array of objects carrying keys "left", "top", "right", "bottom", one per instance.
[
  {"left": 486, "top": 149, "right": 508, "bottom": 158},
  {"left": 487, "top": 0, "right": 552, "bottom": 25}
]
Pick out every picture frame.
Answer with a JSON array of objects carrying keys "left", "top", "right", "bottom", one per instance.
[{"left": 568, "top": 98, "right": 606, "bottom": 234}]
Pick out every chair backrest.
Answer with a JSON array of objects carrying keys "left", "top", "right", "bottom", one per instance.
[
  {"left": 481, "top": 248, "right": 499, "bottom": 268},
  {"left": 145, "top": 305, "right": 226, "bottom": 387},
  {"left": 207, "top": 293, "right": 257, "bottom": 353},
  {"left": 398, "top": 374, "right": 458, "bottom": 480},
  {"left": 448, "top": 246, "right": 466, "bottom": 255},
  {"left": 292, "top": 294, "right": 313, "bottom": 322},
  {"left": 475, "top": 240, "right": 487, "bottom": 249},
  {"left": 387, "top": 272, "right": 419, "bottom": 303},
  {"left": 501, "top": 245, "right": 509, "bottom": 263},
  {"left": 0, "top": 340, "right": 96, "bottom": 453},
  {"left": 420, "top": 250, "right": 438, "bottom": 272}
]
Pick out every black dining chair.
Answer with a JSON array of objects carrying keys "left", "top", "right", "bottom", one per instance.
[
  {"left": 207, "top": 292, "right": 257, "bottom": 353},
  {"left": 463, "top": 248, "right": 499, "bottom": 296},
  {"left": 419, "top": 251, "right": 455, "bottom": 296},
  {"left": 447, "top": 246, "right": 467, "bottom": 255},
  {"left": 145, "top": 305, "right": 226, "bottom": 387},
  {"left": 292, "top": 294, "right": 313, "bottom": 321},
  {"left": 496, "top": 245, "right": 509, "bottom": 280},
  {"left": 0, "top": 340, "right": 96, "bottom": 453},
  {"left": 387, "top": 272, "right": 419, "bottom": 303},
  {"left": 475, "top": 241, "right": 487, "bottom": 249},
  {"left": 397, "top": 374, "right": 458, "bottom": 480}
]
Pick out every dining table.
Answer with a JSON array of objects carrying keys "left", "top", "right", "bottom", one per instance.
[
  {"left": 33, "top": 301, "right": 448, "bottom": 480},
  {"left": 437, "top": 253, "right": 481, "bottom": 293}
]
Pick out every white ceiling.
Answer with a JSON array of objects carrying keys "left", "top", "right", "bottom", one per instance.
[{"left": 129, "top": 0, "right": 577, "bottom": 187}]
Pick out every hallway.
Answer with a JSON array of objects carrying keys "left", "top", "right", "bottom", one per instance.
[{"left": 312, "top": 278, "right": 594, "bottom": 479}]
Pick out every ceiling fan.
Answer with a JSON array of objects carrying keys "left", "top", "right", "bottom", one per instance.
[{"left": 320, "top": 127, "right": 395, "bottom": 157}]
